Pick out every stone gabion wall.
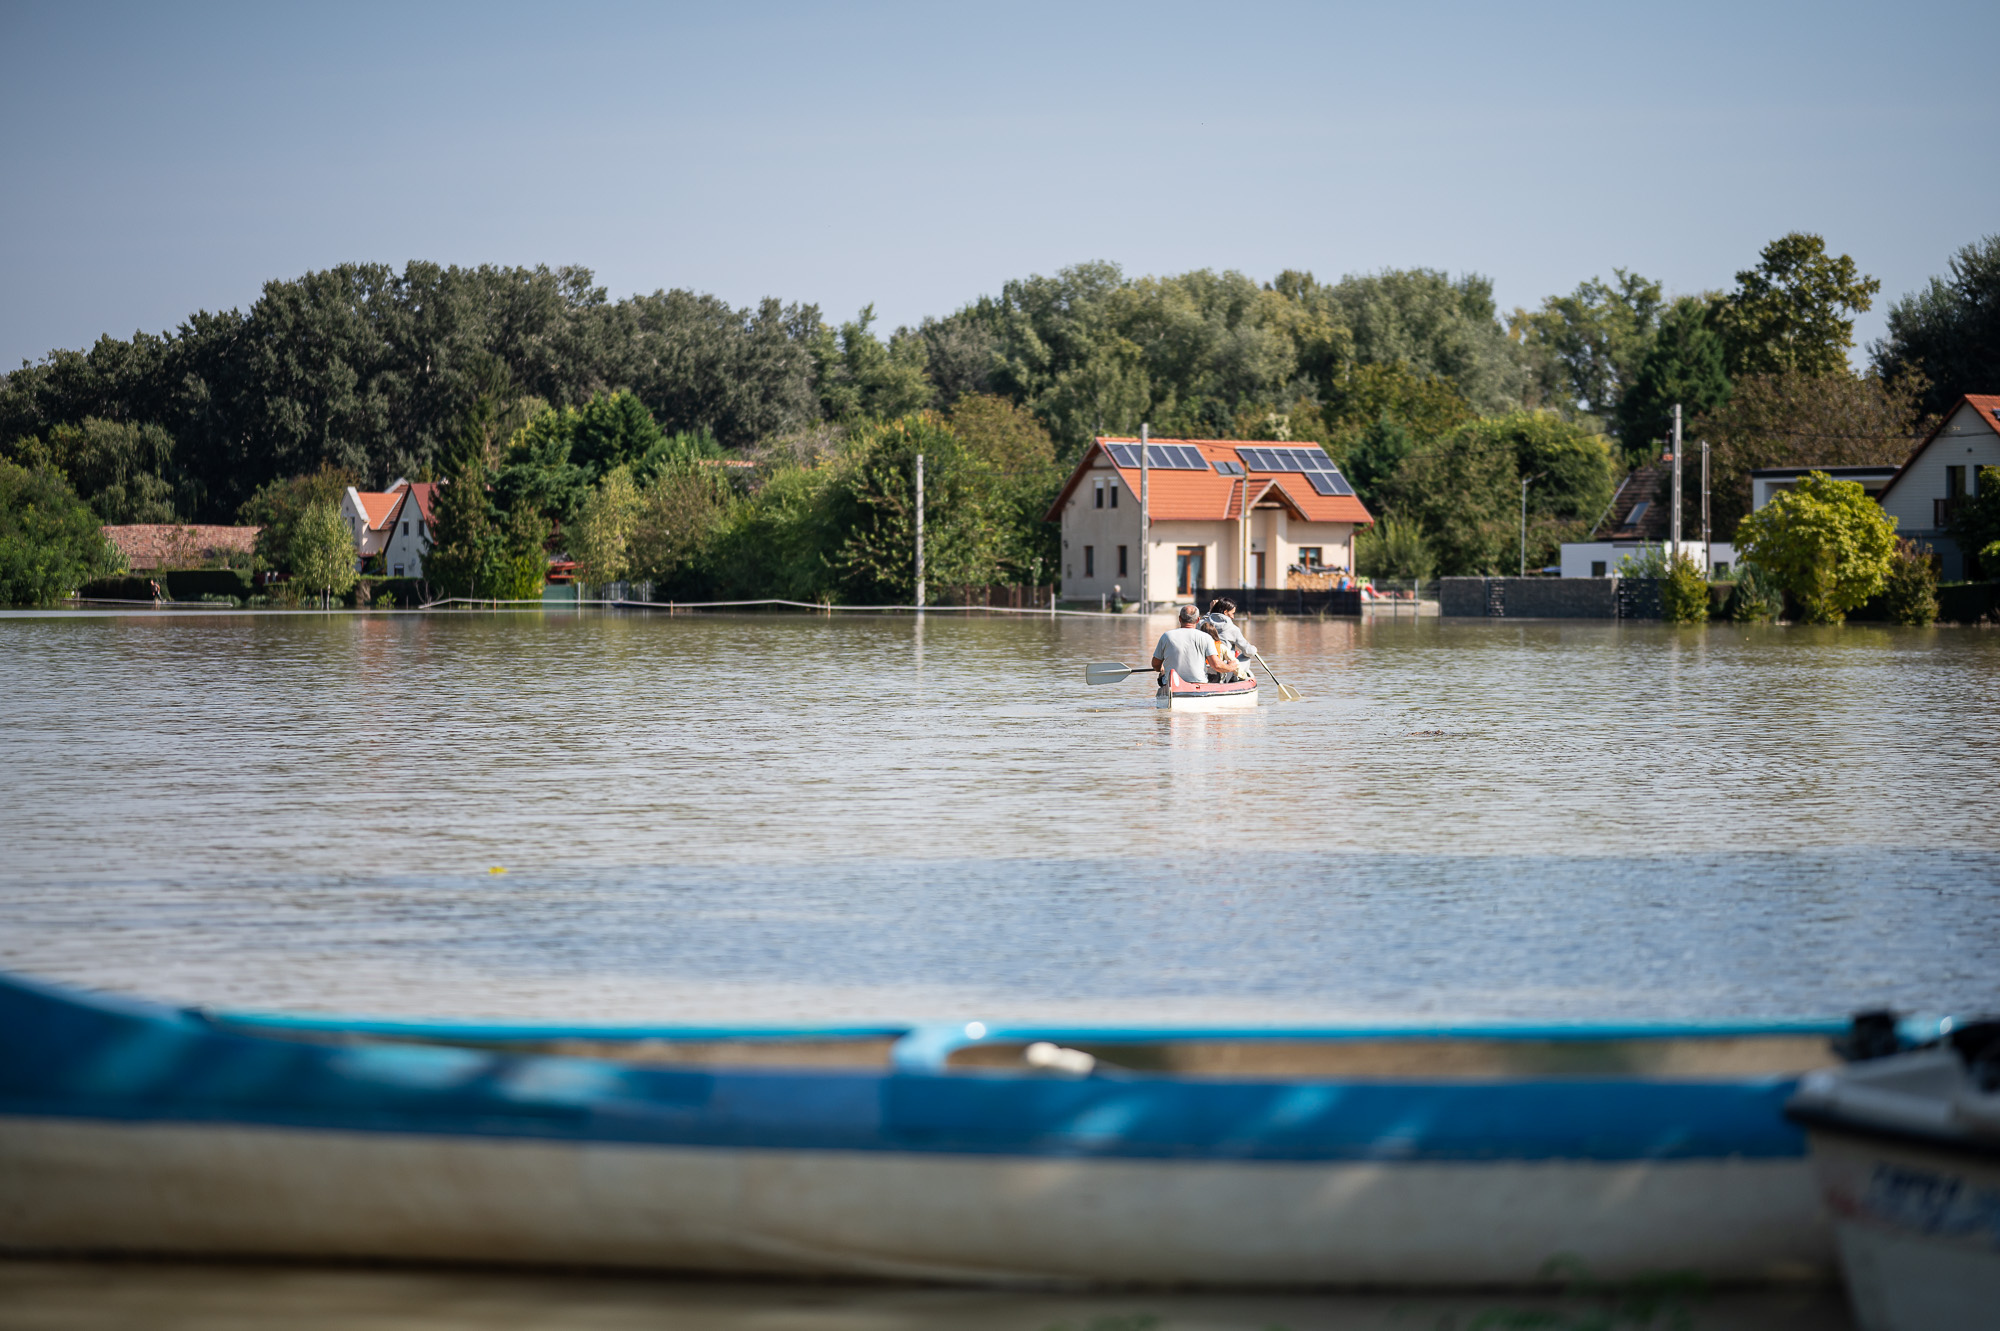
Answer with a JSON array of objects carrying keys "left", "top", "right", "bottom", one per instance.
[{"left": 1440, "top": 577, "right": 1628, "bottom": 619}]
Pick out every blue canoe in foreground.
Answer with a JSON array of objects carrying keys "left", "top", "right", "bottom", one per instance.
[{"left": 0, "top": 971, "right": 1919, "bottom": 1286}]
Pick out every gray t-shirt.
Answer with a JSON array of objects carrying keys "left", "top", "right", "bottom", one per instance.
[{"left": 1153, "top": 626, "right": 1218, "bottom": 685}]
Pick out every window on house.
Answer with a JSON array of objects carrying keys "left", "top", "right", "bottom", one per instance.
[
  {"left": 392, "top": 565, "right": 404, "bottom": 577},
  {"left": 402, "top": 521, "right": 409, "bottom": 536},
  {"left": 1084, "top": 545, "right": 1095, "bottom": 577},
  {"left": 1297, "top": 547, "right": 1323, "bottom": 568},
  {"left": 1176, "top": 546, "right": 1205, "bottom": 594},
  {"left": 1094, "top": 482, "right": 1104, "bottom": 509},
  {"left": 1626, "top": 501, "right": 1650, "bottom": 525},
  {"left": 1713, "top": 561, "right": 1730, "bottom": 578},
  {"left": 1947, "top": 465, "right": 1966, "bottom": 498},
  {"left": 1109, "top": 484, "right": 1118, "bottom": 507},
  {"left": 1117, "top": 545, "right": 1128, "bottom": 576},
  {"left": 1591, "top": 560, "right": 1607, "bottom": 578}
]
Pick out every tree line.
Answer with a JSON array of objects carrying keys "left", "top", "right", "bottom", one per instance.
[{"left": 2, "top": 232, "right": 1995, "bottom": 604}]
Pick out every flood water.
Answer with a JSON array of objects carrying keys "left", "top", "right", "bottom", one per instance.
[
  {"left": 9, "top": 607, "right": 1992, "bottom": 1329},
  {"left": 3, "top": 608, "right": 1998, "bottom": 1024}
]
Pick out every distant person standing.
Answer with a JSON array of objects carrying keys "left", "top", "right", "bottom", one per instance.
[{"left": 1152, "top": 605, "right": 1230, "bottom": 687}]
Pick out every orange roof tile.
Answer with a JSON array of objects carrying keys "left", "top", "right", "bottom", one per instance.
[
  {"left": 354, "top": 491, "right": 403, "bottom": 530},
  {"left": 1045, "top": 437, "right": 1374, "bottom": 525}
]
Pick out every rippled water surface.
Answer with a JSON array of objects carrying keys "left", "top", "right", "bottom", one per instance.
[{"left": 3, "top": 608, "right": 1997, "bottom": 1023}]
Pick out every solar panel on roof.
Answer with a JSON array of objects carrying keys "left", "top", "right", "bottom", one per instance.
[
  {"left": 1306, "top": 471, "right": 1355, "bottom": 497},
  {"left": 1238, "top": 448, "right": 1269, "bottom": 470},
  {"left": 1298, "top": 445, "right": 1333, "bottom": 466},
  {"left": 1175, "top": 445, "right": 1203, "bottom": 468},
  {"left": 1106, "top": 443, "right": 1137, "bottom": 467},
  {"left": 1213, "top": 459, "right": 1244, "bottom": 477}
]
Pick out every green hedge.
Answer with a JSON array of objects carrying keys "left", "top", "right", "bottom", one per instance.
[
  {"left": 1936, "top": 582, "right": 1999, "bottom": 625},
  {"left": 348, "top": 576, "right": 426, "bottom": 608}
]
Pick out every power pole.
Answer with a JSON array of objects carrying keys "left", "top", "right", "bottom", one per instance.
[
  {"left": 1700, "top": 439, "right": 1711, "bottom": 578},
  {"left": 1137, "top": 423, "right": 1150, "bottom": 614},
  {"left": 1670, "top": 404, "right": 1683, "bottom": 560},
  {"left": 1520, "top": 473, "right": 1543, "bottom": 576},
  {"left": 914, "top": 452, "right": 925, "bottom": 610}
]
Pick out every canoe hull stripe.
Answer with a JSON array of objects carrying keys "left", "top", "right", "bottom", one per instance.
[{"left": 0, "top": 974, "right": 1810, "bottom": 1162}]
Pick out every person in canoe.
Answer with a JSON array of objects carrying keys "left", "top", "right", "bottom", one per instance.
[
  {"left": 1201, "top": 598, "right": 1256, "bottom": 662},
  {"left": 1152, "top": 605, "right": 1233, "bottom": 688},
  {"left": 1200, "top": 619, "right": 1249, "bottom": 682}
]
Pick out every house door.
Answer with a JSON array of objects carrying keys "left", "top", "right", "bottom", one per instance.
[
  {"left": 1253, "top": 551, "right": 1265, "bottom": 588},
  {"left": 1176, "top": 547, "right": 1204, "bottom": 595}
]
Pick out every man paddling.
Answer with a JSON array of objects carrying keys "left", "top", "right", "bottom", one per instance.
[{"left": 1151, "top": 605, "right": 1231, "bottom": 687}]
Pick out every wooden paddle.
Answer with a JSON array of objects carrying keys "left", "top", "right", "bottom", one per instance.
[
  {"left": 1084, "top": 661, "right": 1149, "bottom": 685},
  {"left": 1250, "top": 651, "right": 1303, "bottom": 702}
]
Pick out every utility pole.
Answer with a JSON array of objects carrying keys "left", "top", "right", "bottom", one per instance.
[
  {"left": 1670, "top": 403, "right": 1683, "bottom": 561},
  {"left": 1520, "top": 473, "right": 1544, "bottom": 577},
  {"left": 1700, "top": 439, "right": 1711, "bottom": 578},
  {"left": 914, "top": 452, "right": 925, "bottom": 610},
  {"left": 1137, "top": 424, "right": 1150, "bottom": 615}
]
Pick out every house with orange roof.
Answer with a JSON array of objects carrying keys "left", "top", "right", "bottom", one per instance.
[
  {"left": 1045, "top": 437, "right": 1373, "bottom": 605},
  {"left": 339, "top": 479, "right": 441, "bottom": 579}
]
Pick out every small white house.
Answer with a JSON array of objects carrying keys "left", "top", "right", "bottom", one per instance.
[
  {"left": 1874, "top": 394, "right": 2000, "bottom": 580},
  {"left": 1561, "top": 461, "right": 1735, "bottom": 577},
  {"left": 339, "top": 480, "right": 440, "bottom": 578}
]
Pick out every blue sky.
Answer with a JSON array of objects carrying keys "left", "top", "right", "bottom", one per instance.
[{"left": 2, "top": 0, "right": 1993, "bottom": 371}]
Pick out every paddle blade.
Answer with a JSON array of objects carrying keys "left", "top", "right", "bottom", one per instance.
[
  {"left": 1084, "top": 662, "right": 1139, "bottom": 685},
  {"left": 1278, "top": 682, "right": 1304, "bottom": 702}
]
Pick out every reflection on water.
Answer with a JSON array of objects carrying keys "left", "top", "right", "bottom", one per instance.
[
  {"left": 0, "top": 1260, "right": 1854, "bottom": 1331},
  {"left": 2, "top": 610, "right": 1996, "bottom": 1021}
]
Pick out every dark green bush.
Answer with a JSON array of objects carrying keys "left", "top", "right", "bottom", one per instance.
[
  {"left": 1878, "top": 539, "right": 1938, "bottom": 626},
  {"left": 1724, "top": 563, "right": 1783, "bottom": 622}
]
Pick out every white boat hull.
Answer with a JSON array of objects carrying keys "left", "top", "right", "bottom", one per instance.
[
  {"left": 0, "top": 1115, "right": 1830, "bottom": 1285},
  {"left": 1802, "top": 1129, "right": 2000, "bottom": 1331}
]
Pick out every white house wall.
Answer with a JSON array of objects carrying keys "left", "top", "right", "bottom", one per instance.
[
  {"left": 379, "top": 502, "right": 430, "bottom": 579},
  {"left": 1058, "top": 466, "right": 1142, "bottom": 601},
  {"left": 1880, "top": 400, "right": 2000, "bottom": 535}
]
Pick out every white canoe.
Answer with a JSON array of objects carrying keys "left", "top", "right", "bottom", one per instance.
[
  {"left": 1156, "top": 668, "right": 1259, "bottom": 710},
  {"left": 0, "top": 971, "right": 1868, "bottom": 1287}
]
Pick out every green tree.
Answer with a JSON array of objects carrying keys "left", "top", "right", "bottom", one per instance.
[
  {"left": 1354, "top": 517, "right": 1435, "bottom": 582},
  {"left": 628, "top": 466, "right": 731, "bottom": 588},
  {"left": 1512, "top": 270, "right": 1665, "bottom": 424},
  {"left": 11, "top": 418, "right": 184, "bottom": 522},
  {"left": 1735, "top": 471, "right": 1898, "bottom": 623},
  {"left": 0, "top": 461, "right": 125, "bottom": 605},
  {"left": 1392, "top": 411, "right": 1615, "bottom": 574},
  {"left": 1873, "top": 235, "right": 2000, "bottom": 418},
  {"left": 289, "top": 500, "right": 358, "bottom": 605},
  {"left": 424, "top": 447, "right": 505, "bottom": 599},
  {"left": 1944, "top": 465, "right": 2000, "bottom": 579},
  {"left": 1714, "top": 233, "right": 1881, "bottom": 377},
  {"left": 1615, "top": 296, "right": 1732, "bottom": 459},
  {"left": 237, "top": 464, "right": 361, "bottom": 572},
  {"left": 814, "top": 307, "right": 934, "bottom": 421},
  {"left": 570, "top": 465, "right": 641, "bottom": 586},
  {"left": 498, "top": 502, "right": 550, "bottom": 600},
  {"left": 832, "top": 413, "right": 1002, "bottom": 602}
]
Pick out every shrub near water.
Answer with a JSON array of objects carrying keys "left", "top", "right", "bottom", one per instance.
[
  {"left": 1734, "top": 470, "right": 1897, "bottom": 623},
  {"left": 1879, "top": 539, "right": 1938, "bottom": 626},
  {"left": 1659, "top": 552, "right": 1710, "bottom": 623},
  {"left": 1724, "top": 563, "right": 1784, "bottom": 622}
]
